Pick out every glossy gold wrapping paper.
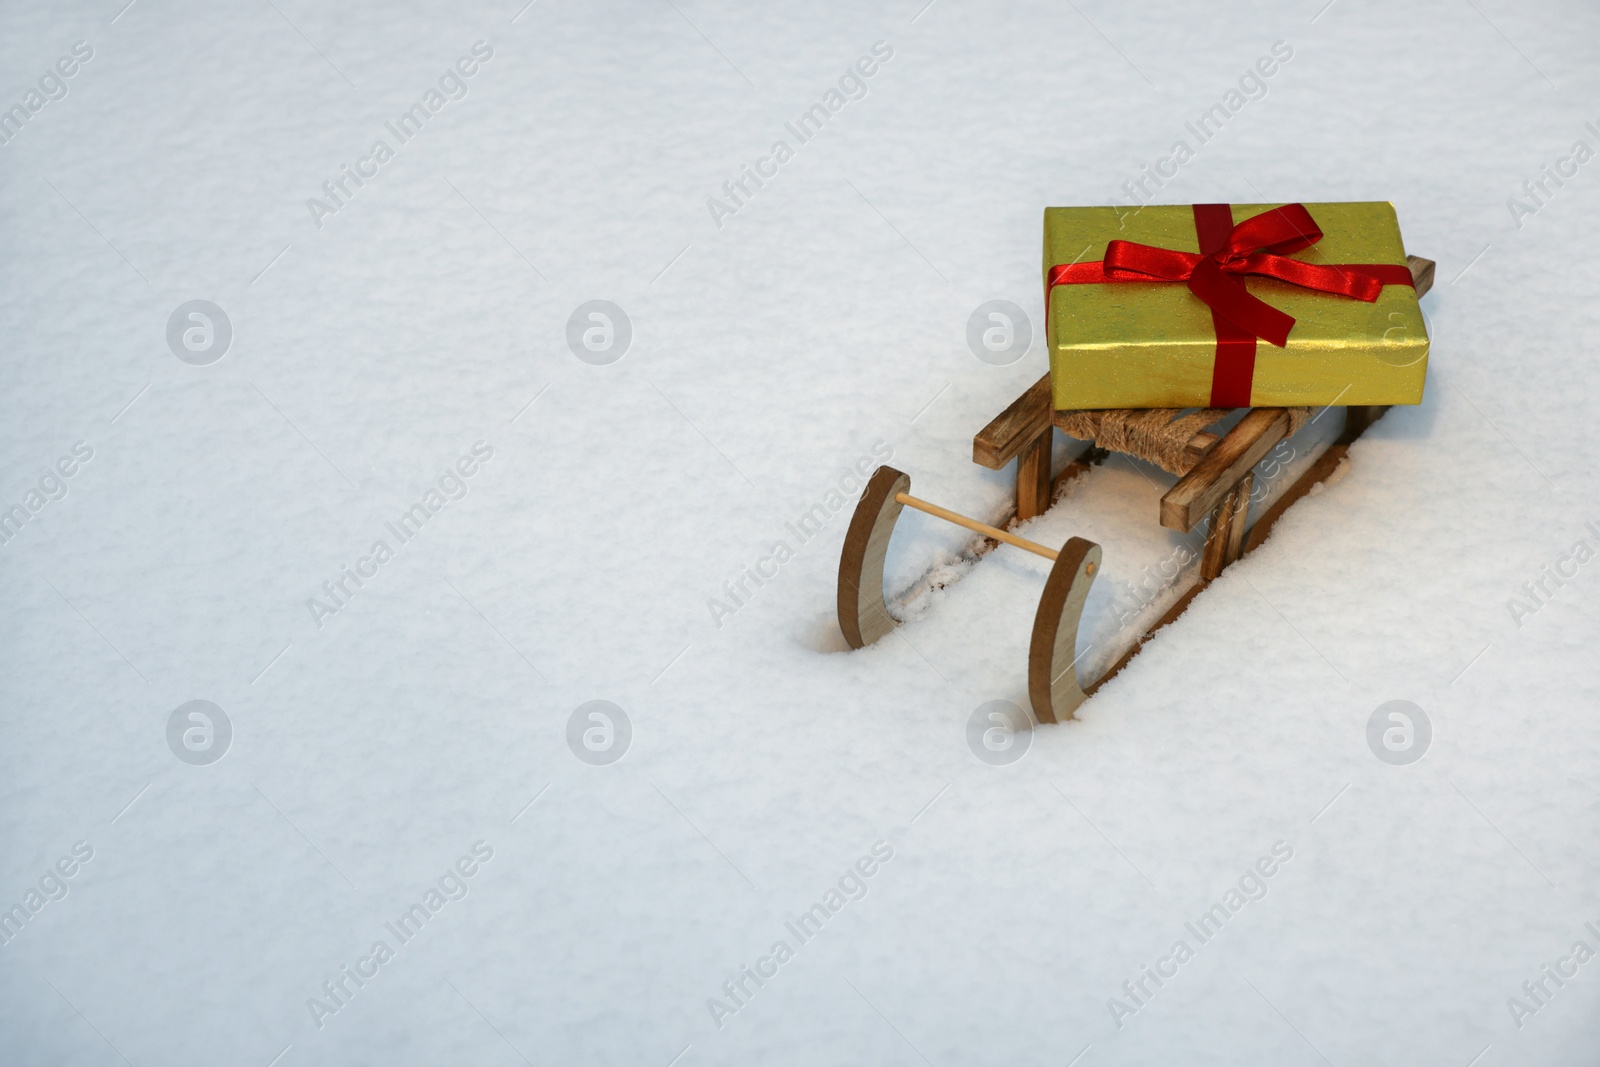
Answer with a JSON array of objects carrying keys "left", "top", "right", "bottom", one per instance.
[{"left": 1043, "top": 202, "right": 1429, "bottom": 410}]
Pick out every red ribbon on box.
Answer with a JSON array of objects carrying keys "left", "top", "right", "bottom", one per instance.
[{"left": 1047, "top": 203, "right": 1416, "bottom": 407}]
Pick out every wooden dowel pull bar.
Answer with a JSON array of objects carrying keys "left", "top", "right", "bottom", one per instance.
[{"left": 893, "top": 492, "right": 1059, "bottom": 562}]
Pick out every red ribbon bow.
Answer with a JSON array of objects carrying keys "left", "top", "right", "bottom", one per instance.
[{"left": 1048, "top": 203, "right": 1415, "bottom": 407}]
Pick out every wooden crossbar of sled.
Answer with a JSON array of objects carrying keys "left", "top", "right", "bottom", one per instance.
[{"left": 838, "top": 255, "right": 1434, "bottom": 725}]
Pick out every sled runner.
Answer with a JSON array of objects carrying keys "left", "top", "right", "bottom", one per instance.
[{"left": 837, "top": 255, "right": 1434, "bottom": 724}]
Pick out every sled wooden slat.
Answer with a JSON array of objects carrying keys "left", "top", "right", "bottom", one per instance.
[
  {"left": 973, "top": 374, "right": 1052, "bottom": 469},
  {"left": 1340, "top": 405, "right": 1388, "bottom": 444},
  {"left": 1199, "top": 472, "right": 1253, "bottom": 580},
  {"left": 1160, "top": 408, "right": 1290, "bottom": 533},
  {"left": 1016, "top": 432, "right": 1053, "bottom": 520},
  {"left": 1407, "top": 254, "right": 1435, "bottom": 296},
  {"left": 1181, "top": 431, "right": 1220, "bottom": 466}
]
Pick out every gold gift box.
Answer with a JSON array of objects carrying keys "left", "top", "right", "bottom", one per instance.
[{"left": 1043, "top": 202, "right": 1429, "bottom": 410}]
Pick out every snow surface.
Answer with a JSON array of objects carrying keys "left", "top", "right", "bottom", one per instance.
[{"left": 3, "top": 1, "right": 1600, "bottom": 1065}]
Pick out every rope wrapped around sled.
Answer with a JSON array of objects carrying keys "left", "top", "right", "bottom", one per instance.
[{"left": 1056, "top": 407, "right": 1311, "bottom": 475}]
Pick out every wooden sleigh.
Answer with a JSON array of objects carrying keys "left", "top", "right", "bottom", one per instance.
[{"left": 838, "top": 255, "right": 1435, "bottom": 724}]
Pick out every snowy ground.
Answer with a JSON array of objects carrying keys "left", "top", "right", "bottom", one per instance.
[{"left": 3, "top": 1, "right": 1600, "bottom": 1064}]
